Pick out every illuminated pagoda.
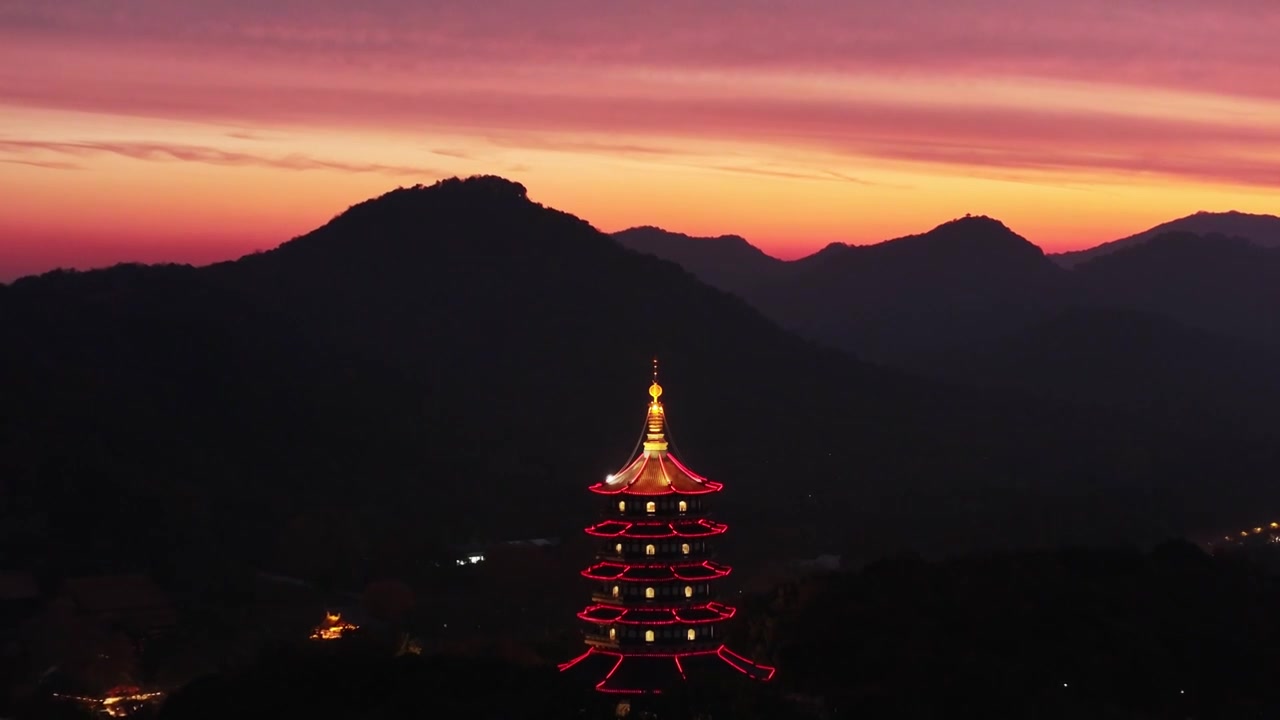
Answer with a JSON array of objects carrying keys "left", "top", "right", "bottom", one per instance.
[{"left": 560, "top": 361, "right": 775, "bottom": 709}]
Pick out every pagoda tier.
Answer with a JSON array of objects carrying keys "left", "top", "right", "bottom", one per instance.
[
  {"left": 578, "top": 601, "right": 736, "bottom": 625},
  {"left": 585, "top": 519, "right": 728, "bottom": 539},
  {"left": 589, "top": 451, "right": 722, "bottom": 495},
  {"left": 581, "top": 560, "right": 731, "bottom": 582},
  {"left": 559, "top": 646, "right": 776, "bottom": 695},
  {"left": 562, "top": 363, "right": 775, "bottom": 699}
]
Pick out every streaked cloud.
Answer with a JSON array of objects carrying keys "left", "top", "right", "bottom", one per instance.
[{"left": 0, "top": 139, "right": 443, "bottom": 176}]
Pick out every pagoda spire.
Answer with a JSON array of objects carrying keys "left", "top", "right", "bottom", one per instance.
[{"left": 645, "top": 357, "right": 667, "bottom": 452}]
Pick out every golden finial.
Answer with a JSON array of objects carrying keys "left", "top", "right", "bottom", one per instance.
[{"left": 649, "top": 357, "right": 663, "bottom": 402}]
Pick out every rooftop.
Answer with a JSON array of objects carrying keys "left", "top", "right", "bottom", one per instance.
[{"left": 589, "top": 370, "right": 723, "bottom": 496}]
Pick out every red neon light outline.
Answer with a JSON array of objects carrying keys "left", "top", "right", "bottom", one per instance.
[
  {"left": 576, "top": 601, "right": 737, "bottom": 625},
  {"left": 665, "top": 454, "right": 715, "bottom": 485},
  {"left": 588, "top": 451, "right": 722, "bottom": 496},
  {"left": 718, "top": 646, "right": 778, "bottom": 681},
  {"left": 585, "top": 559, "right": 728, "bottom": 571},
  {"left": 580, "top": 560, "right": 731, "bottom": 582},
  {"left": 557, "top": 648, "right": 595, "bottom": 672},
  {"left": 561, "top": 645, "right": 777, "bottom": 691},
  {"left": 584, "top": 519, "right": 728, "bottom": 539}
]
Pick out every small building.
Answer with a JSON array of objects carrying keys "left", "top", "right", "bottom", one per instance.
[{"left": 309, "top": 611, "right": 359, "bottom": 641}]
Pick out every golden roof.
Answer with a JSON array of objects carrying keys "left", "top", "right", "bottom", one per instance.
[{"left": 590, "top": 362, "right": 722, "bottom": 496}]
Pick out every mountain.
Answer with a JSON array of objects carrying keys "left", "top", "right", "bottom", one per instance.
[
  {"left": 1054, "top": 211, "right": 1280, "bottom": 268},
  {"left": 1074, "top": 231, "right": 1280, "bottom": 344},
  {"left": 4, "top": 177, "right": 1279, "bottom": 589},
  {"left": 752, "top": 215, "right": 1071, "bottom": 366},
  {"left": 613, "top": 226, "right": 785, "bottom": 298},
  {"left": 616, "top": 217, "right": 1280, "bottom": 395},
  {"left": 618, "top": 216, "right": 1073, "bottom": 366},
  {"left": 938, "top": 306, "right": 1280, "bottom": 431}
]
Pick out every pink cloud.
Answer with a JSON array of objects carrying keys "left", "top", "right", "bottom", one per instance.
[
  {"left": 0, "top": 139, "right": 445, "bottom": 176},
  {"left": 2, "top": 68, "right": 1275, "bottom": 189},
  {"left": 1, "top": 0, "right": 1277, "bottom": 192},
  {"left": 3, "top": 0, "right": 1277, "bottom": 100}
]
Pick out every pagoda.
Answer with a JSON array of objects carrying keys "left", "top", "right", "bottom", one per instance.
[{"left": 560, "top": 361, "right": 775, "bottom": 707}]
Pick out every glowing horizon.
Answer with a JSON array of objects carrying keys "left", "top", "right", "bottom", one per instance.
[{"left": 2, "top": 0, "right": 1278, "bottom": 281}]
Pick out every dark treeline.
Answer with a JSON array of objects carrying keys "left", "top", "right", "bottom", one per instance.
[{"left": 9, "top": 542, "right": 1275, "bottom": 720}]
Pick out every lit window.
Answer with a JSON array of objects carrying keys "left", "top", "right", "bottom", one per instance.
[
  {"left": 678, "top": 501, "right": 687, "bottom": 513},
  {"left": 645, "top": 587, "right": 655, "bottom": 599},
  {"left": 615, "top": 543, "right": 623, "bottom": 554},
  {"left": 681, "top": 543, "right": 690, "bottom": 555},
  {"left": 645, "top": 544, "right": 656, "bottom": 556},
  {"left": 609, "top": 627, "right": 617, "bottom": 641},
  {"left": 645, "top": 630, "right": 655, "bottom": 642},
  {"left": 612, "top": 585, "right": 620, "bottom": 597},
  {"left": 618, "top": 501, "right": 626, "bottom": 512},
  {"left": 645, "top": 501, "right": 656, "bottom": 513},
  {"left": 687, "top": 628, "right": 696, "bottom": 641},
  {"left": 683, "top": 586, "right": 693, "bottom": 598}
]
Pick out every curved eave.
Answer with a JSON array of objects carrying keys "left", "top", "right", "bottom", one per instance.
[
  {"left": 715, "top": 646, "right": 778, "bottom": 681},
  {"left": 588, "top": 453, "right": 723, "bottom": 496},
  {"left": 580, "top": 560, "right": 731, "bottom": 582},
  {"left": 577, "top": 601, "right": 736, "bottom": 625},
  {"left": 559, "top": 646, "right": 776, "bottom": 694},
  {"left": 584, "top": 519, "right": 729, "bottom": 539}
]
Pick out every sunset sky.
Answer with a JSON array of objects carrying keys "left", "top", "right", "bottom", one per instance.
[{"left": 2, "top": 0, "right": 1278, "bottom": 280}]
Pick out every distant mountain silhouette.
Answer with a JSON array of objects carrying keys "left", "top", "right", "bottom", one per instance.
[
  {"left": 620, "top": 216, "right": 1073, "bottom": 366},
  {"left": 4, "top": 178, "right": 1279, "bottom": 586},
  {"left": 1074, "top": 231, "right": 1280, "bottom": 343},
  {"left": 939, "top": 306, "right": 1280, "bottom": 431},
  {"left": 619, "top": 216, "right": 1280, "bottom": 369},
  {"left": 753, "top": 216, "right": 1071, "bottom": 366},
  {"left": 1054, "top": 211, "right": 1280, "bottom": 268},
  {"left": 613, "top": 226, "right": 785, "bottom": 298}
]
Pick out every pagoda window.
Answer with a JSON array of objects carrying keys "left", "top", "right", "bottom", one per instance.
[
  {"left": 645, "top": 501, "right": 656, "bottom": 514},
  {"left": 678, "top": 500, "right": 687, "bottom": 513},
  {"left": 645, "top": 544, "right": 656, "bottom": 556},
  {"left": 687, "top": 628, "right": 696, "bottom": 641},
  {"left": 645, "top": 587, "right": 655, "bottom": 599},
  {"left": 612, "top": 585, "right": 620, "bottom": 598},
  {"left": 645, "top": 629, "right": 655, "bottom": 643},
  {"left": 618, "top": 501, "right": 626, "bottom": 512},
  {"left": 615, "top": 543, "right": 623, "bottom": 554},
  {"left": 684, "top": 585, "right": 693, "bottom": 598},
  {"left": 609, "top": 627, "right": 617, "bottom": 641},
  {"left": 681, "top": 543, "right": 691, "bottom": 555}
]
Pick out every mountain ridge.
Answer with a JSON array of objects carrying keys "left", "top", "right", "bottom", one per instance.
[
  {"left": 1053, "top": 210, "right": 1280, "bottom": 268},
  {"left": 7, "top": 175, "right": 1278, "bottom": 584}
]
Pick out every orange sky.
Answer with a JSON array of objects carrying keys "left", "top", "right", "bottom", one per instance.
[{"left": 1, "top": 0, "right": 1278, "bottom": 280}]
